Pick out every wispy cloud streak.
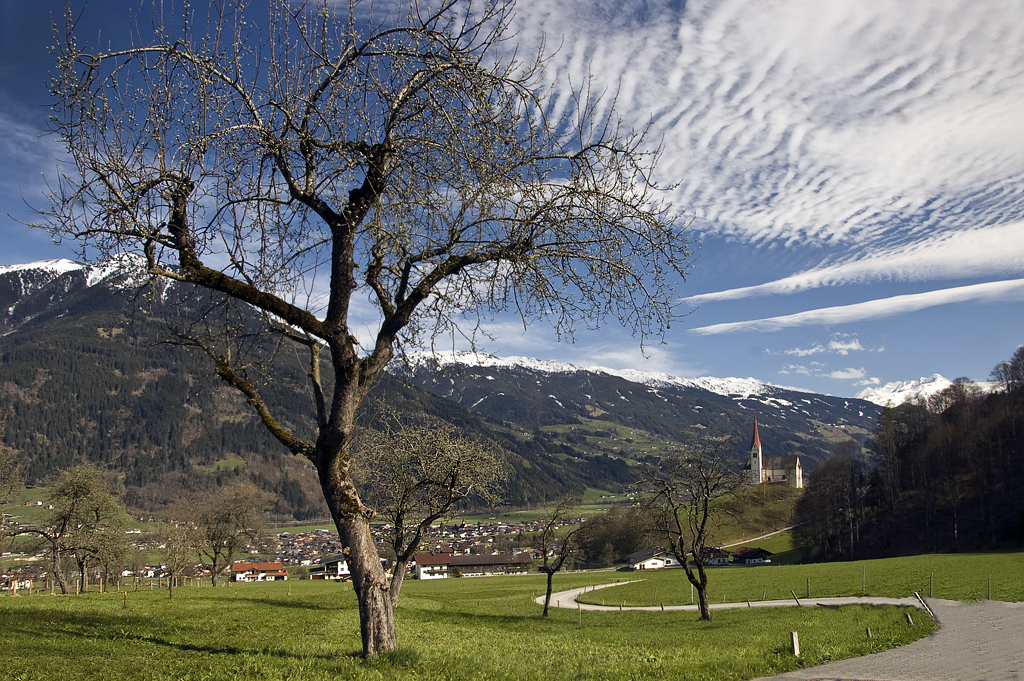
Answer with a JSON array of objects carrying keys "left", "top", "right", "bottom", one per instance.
[
  {"left": 683, "top": 223, "right": 1024, "bottom": 303},
  {"left": 691, "top": 279, "right": 1024, "bottom": 334}
]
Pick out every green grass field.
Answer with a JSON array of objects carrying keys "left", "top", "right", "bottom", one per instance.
[
  {"left": 1, "top": 567, "right": 936, "bottom": 681},
  {"left": 575, "top": 550, "right": 1024, "bottom": 607}
]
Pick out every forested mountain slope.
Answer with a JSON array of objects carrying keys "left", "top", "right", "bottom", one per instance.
[{"left": 1, "top": 260, "right": 883, "bottom": 518}]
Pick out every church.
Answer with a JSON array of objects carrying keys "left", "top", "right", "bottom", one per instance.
[{"left": 743, "top": 417, "right": 803, "bottom": 488}]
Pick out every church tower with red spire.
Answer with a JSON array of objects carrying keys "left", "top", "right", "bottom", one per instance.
[
  {"left": 745, "top": 417, "right": 764, "bottom": 484},
  {"left": 742, "top": 418, "right": 804, "bottom": 488}
]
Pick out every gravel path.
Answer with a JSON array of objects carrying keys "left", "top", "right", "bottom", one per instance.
[
  {"left": 540, "top": 586, "right": 1024, "bottom": 680},
  {"left": 753, "top": 598, "right": 1024, "bottom": 681}
]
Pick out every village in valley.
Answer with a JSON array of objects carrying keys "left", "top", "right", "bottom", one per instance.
[{"left": 1, "top": 419, "right": 791, "bottom": 591}]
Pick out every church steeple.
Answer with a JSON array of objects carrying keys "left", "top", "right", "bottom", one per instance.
[{"left": 747, "top": 417, "right": 763, "bottom": 484}]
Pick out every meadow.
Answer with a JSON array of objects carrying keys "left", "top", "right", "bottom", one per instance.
[
  {"left": 575, "top": 550, "right": 1024, "bottom": 607},
  {"left": 0, "top": 567, "right": 938, "bottom": 681}
]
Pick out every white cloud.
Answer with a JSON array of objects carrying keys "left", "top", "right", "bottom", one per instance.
[
  {"left": 778, "top": 333, "right": 868, "bottom": 357},
  {"left": 783, "top": 344, "right": 825, "bottom": 357},
  {"left": 512, "top": 0, "right": 1024, "bottom": 271},
  {"left": 829, "top": 337, "right": 864, "bottom": 355},
  {"left": 830, "top": 367, "right": 866, "bottom": 380},
  {"left": 692, "top": 278, "right": 1024, "bottom": 334},
  {"left": 855, "top": 377, "right": 882, "bottom": 387},
  {"left": 683, "top": 222, "right": 1024, "bottom": 304}
]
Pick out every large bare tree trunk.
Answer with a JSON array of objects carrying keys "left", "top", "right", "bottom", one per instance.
[{"left": 319, "top": 449, "right": 396, "bottom": 656}]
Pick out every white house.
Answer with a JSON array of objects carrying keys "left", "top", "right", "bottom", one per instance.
[
  {"left": 230, "top": 561, "right": 288, "bottom": 581},
  {"left": 626, "top": 548, "right": 681, "bottom": 570},
  {"left": 308, "top": 555, "right": 350, "bottom": 580}
]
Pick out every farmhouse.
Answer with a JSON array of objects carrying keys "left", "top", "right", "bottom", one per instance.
[
  {"left": 413, "top": 552, "right": 531, "bottom": 578},
  {"left": 414, "top": 552, "right": 453, "bottom": 580},
  {"left": 230, "top": 561, "right": 288, "bottom": 581},
  {"left": 731, "top": 547, "right": 773, "bottom": 565},
  {"left": 743, "top": 418, "right": 803, "bottom": 488},
  {"left": 626, "top": 548, "right": 680, "bottom": 570}
]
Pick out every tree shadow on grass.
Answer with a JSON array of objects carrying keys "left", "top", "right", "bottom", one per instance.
[{"left": 0, "top": 607, "right": 342, "bottom": 662}]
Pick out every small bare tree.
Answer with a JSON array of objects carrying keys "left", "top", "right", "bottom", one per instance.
[
  {"left": 0, "top": 440, "right": 20, "bottom": 551},
  {"left": 356, "top": 405, "right": 506, "bottom": 606},
  {"left": 163, "top": 501, "right": 202, "bottom": 600},
  {"left": 44, "top": 0, "right": 691, "bottom": 654},
  {"left": 641, "top": 430, "right": 738, "bottom": 621},
  {"left": 536, "top": 496, "right": 585, "bottom": 617},
  {"left": 193, "top": 483, "right": 270, "bottom": 587}
]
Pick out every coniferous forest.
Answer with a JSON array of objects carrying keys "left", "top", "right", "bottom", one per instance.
[{"left": 795, "top": 346, "right": 1024, "bottom": 559}]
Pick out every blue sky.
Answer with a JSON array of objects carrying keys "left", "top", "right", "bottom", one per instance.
[{"left": 2, "top": 0, "right": 1023, "bottom": 397}]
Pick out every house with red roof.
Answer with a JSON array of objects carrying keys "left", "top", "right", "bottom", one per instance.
[{"left": 230, "top": 561, "right": 288, "bottom": 582}]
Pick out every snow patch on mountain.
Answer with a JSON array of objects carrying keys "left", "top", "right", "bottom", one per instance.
[
  {"left": 398, "top": 350, "right": 780, "bottom": 399},
  {"left": 0, "top": 258, "right": 85, "bottom": 278}
]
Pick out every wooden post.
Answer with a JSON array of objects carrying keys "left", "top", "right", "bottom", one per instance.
[
  {"left": 791, "top": 590, "right": 801, "bottom": 606},
  {"left": 905, "top": 612, "right": 914, "bottom": 626},
  {"left": 578, "top": 604, "right": 582, "bottom": 626},
  {"left": 988, "top": 575, "right": 992, "bottom": 600},
  {"left": 790, "top": 631, "right": 800, "bottom": 657},
  {"left": 806, "top": 578, "right": 810, "bottom": 598},
  {"left": 862, "top": 566, "right": 866, "bottom": 596},
  {"left": 123, "top": 591, "right": 128, "bottom": 609},
  {"left": 930, "top": 573, "right": 933, "bottom": 598},
  {"left": 866, "top": 627, "right": 872, "bottom": 638}
]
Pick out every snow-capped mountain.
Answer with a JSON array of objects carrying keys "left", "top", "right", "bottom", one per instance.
[
  {"left": 0, "top": 256, "right": 152, "bottom": 334},
  {"left": 854, "top": 374, "right": 953, "bottom": 406},
  {"left": 398, "top": 350, "right": 780, "bottom": 400},
  {"left": 855, "top": 374, "right": 996, "bottom": 407}
]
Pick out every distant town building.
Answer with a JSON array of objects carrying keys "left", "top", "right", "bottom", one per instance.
[{"left": 743, "top": 418, "right": 803, "bottom": 488}]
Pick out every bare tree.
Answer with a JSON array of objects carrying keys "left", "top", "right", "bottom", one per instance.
[
  {"left": 43, "top": 0, "right": 691, "bottom": 654},
  {"left": 193, "top": 483, "right": 270, "bottom": 587},
  {"left": 536, "top": 496, "right": 585, "bottom": 617},
  {"left": 0, "top": 439, "right": 18, "bottom": 506},
  {"left": 160, "top": 509, "right": 198, "bottom": 601},
  {"left": 17, "top": 464, "right": 131, "bottom": 594},
  {"left": 0, "top": 439, "right": 20, "bottom": 551},
  {"left": 640, "top": 430, "right": 738, "bottom": 621},
  {"left": 356, "top": 405, "right": 506, "bottom": 606}
]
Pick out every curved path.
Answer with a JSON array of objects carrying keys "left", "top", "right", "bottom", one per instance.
[
  {"left": 539, "top": 585, "right": 1024, "bottom": 680},
  {"left": 537, "top": 582, "right": 922, "bottom": 612}
]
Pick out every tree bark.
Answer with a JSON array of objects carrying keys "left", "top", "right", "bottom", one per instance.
[
  {"left": 51, "top": 541, "right": 69, "bottom": 595},
  {"left": 542, "top": 570, "right": 555, "bottom": 617},
  {"left": 389, "top": 560, "right": 409, "bottom": 609},
  {"left": 318, "top": 444, "right": 397, "bottom": 656},
  {"left": 686, "top": 563, "right": 711, "bottom": 620}
]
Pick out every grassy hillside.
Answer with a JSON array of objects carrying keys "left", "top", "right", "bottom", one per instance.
[
  {"left": 576, "top": 550, "right": 1024, "bottom": 606},
  {"left": 0, "top": 571, "right": 933, "bottom": 681}
]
